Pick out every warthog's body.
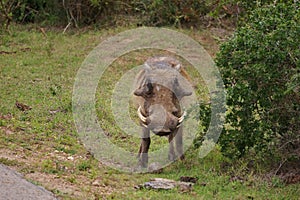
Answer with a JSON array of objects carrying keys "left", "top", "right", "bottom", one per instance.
[{"left": 133, "top": 56, "right": 193, "bottom": 167}]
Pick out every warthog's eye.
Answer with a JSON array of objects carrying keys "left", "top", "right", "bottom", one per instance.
[
  {"left": 145, "top": 82, "right": 153, "bottom": 95},
  {"left": 134, "top": 79, "right": 153, "bottom": 98},
  {"left": 173, "top": 77, "right": 192, "bottom": 98},
  {"left": 172, "top": 107, "right": 179, "bottom": 116},
  {"left": 172, "top": 111, "right": 179, "bottom": 116}
]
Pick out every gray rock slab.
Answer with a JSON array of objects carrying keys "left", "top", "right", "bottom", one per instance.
[
  {"left": 135, "top": 178, "right": 194, "bottom": 191},
  {"left": 0, "top": 164, "right": 57, "bottom": 200}
]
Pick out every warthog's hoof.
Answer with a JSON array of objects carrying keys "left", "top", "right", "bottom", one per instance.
[
  {"left": 138, "top": 161, "right": 148, "bottom": 169},
  {"left": 148, "top": 162, "right": 163, "bottom": 173},
  {"left": 179, "top": 154, "right": 185, "bottom": 160}
]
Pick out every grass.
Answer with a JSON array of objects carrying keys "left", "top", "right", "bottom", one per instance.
[{"left": 0, "top": 25, "right": 299, "bottom": 199}]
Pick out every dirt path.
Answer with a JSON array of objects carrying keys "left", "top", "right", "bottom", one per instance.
[{"left": 0, "top": 164, "right": 57, "bottom": 200}]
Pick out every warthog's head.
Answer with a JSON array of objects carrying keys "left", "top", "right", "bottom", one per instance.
[{"left": 134, "top": 57, "right": 192, "bottom": 136}]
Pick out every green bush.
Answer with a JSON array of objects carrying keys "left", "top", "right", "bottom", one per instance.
[
  {"left": 0, "top": 0, "right": 63, "bottom": 27},
  {"left": 3, "top": 0, "right": 293, "bottom": 28},
  {"left": 0, "top": 0, "right": 116, "bottom": 28},
  {"left": 131, "top": 0, "right": 211, "bottom": 27},
  {"left": 216, "top": 2, "right": 299, "bottom": 162},
  {"left": 12, "top": 0, "right": 47, "bottom": 23},
  {"left": 1, "top": 0, "right": 214, "bottom": 28}
]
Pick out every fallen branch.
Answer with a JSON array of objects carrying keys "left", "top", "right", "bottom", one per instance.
[
  {"left": 274, "top": 158, "right": 287, "bottom": 175},
  {"left": 0, "top": 50, "right": 17, "bottom": 54},
  {"left": 40, "top": 27, "right": 47, "bottom": 37},
  {"left": 63, "top": 22, "right": 72, "bottom": 34}
]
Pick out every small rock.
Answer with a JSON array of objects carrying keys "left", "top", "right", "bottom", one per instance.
[
  {"left": 15, "top": 101, "right": 32, "bottom": 111},
  {"left": 92, "top": 179, "right": 101, "bottom": 186},
  {"left": 0, "top": 114, "right": 13, "bottom": 120},
  {"left": 178, "top": 182, "right": 193, "bottom": 193},
  {"left": 67, "top": 156, "right": 74, "bottom": 161},
  {"left": 200, "top": 182, "right": 207, "bottom": 186},
  {"left": 230, "top": 175, "right": 244, "bottom": 182},
  {"left": 49, "top": 109, "right": 61, "bottom": 114},
  {"left": 136, "top": 178, "right": 194, "bottom": 191}
]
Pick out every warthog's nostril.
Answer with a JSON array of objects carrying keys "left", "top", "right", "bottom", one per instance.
[
  {"left": 172, "top": 107, "right": 179, "bottom": 115},
  {"left": 169, "top": 120, "right": 178, "bottom": 130}
]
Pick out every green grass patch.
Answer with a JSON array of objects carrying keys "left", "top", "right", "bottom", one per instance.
[{"left": 0, "top": 157, "right": 21, "bottom": 166}]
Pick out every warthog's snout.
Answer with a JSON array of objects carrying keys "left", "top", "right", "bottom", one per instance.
[{"left": 137, "top": 105, "right": 186, "bottom": 136}]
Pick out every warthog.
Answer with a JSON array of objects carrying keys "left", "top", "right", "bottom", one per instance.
[{"left": 133, "top": 56, "right": 193, "bottom": 167}]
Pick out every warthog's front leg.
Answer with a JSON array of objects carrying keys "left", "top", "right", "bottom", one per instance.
[
  {"left": 168, "top": 133, "right": 176, "bottom": 161},
  {"left": 168, "top": 126, "right": 184, "bottom": 161},
  {"left": 175, "top": 125, "right": 184, "bottom": 160},
  {"left": 138, "top": 127, "right": 150, "bottom": 168}
]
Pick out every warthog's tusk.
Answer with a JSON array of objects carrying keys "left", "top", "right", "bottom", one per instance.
[
  {"left": 137, "top": 106, "right": 147, "bottom": 123},
  {"left": 141, "top": 123, "right": 148, "bottom": 128},
  {"left": 176, "top": 123, "right": 182, "bottom": 128},
  {"left": 178, "top": 111, "right": 187, "bottom": 123}
]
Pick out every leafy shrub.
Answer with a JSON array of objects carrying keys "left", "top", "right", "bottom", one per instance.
[
  {"left": 0, "top": 0, "right": 25, "bottom": 29},
  {"left": 131, "top": 0, "right": 211, "bottom": 27},
  {"left": 3, "top": 0, "right": 294, "bottom": 28},
  {"left": 62, "top": 0, "right": 116, "bottom": 27},
  {"left": 216, "top": 2, "right": 299, "bottom": 162},
  {"left": 12, "top": 0, "right": 47, "bottom": 23},
  {"left": 192, "top": 103, "right": 211, "bottom": 148},
  {"left": 0, "top": 0, "right": 117, "bottom": 28},
  {"left": 209, "top": 0, "right": 296, "bottom": 25},
  {"left": 0, "top": 0, "right": 63, "bottom": 27}
]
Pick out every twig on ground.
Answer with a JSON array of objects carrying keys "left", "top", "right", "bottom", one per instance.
[
  {"left": 40, "top": 27, "right": 47, "bottom": 37},
  {"left": 274, "top": 159, "right": 287, "bottom": 175},
  {"left": 63, "top": 22, "right": 72, "bottom": 34}
]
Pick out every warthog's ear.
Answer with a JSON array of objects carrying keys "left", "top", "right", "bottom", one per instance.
[
  {"left": 174, "top": 77, "right": 192, "bottom": 98},
  {"left": 181, "top": 88, "right": 192, "bottom": 97},
  {"left": 134, "top": 79, "right": 153, "bottom": 97}
]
